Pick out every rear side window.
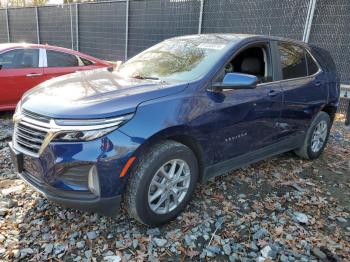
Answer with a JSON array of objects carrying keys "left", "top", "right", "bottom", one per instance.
[
  {"left": 0, "top": 49, "right": 39, "bottom": 69},
  {"left": 47, "top": 50, "right": 79, "bottom": 67},
  {"left": 306, "top": 52, "right": 319, "bottom": 75},
  {"left": 278, "top": 43, "right": 307, "bottom": 80}
]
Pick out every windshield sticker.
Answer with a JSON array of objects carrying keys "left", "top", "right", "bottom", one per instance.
[{"left": 197, "top": 43, "right": 226, "bottom": 50}]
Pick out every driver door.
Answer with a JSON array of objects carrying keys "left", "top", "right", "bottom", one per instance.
[{"left": 211, "top": 41, "right": 283, "bottom": 163}]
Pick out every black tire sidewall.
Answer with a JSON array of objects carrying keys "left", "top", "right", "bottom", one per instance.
[
  {"left": 306, "top": 113, "right": 331, "bottom": 159},
  {"left": 135, "top": 144, "right": 198, "bottom": 226}
]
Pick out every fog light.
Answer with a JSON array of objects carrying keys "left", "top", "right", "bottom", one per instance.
[{"left": 88, "top": 166, "right": 100, "bottom": 196}]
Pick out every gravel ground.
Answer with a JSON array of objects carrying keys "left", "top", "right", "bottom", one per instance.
[{"left": 0, "top": 112, "right": 349, "bottom": 262}]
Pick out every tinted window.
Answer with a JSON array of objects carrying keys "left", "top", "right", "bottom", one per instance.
[
  {"left": 306, "top": 52, "right": 319, "bottom": 75},
  {"left": 278, "top": 43, "right": 307, "bottom": 79},
  {"left": 0, "top": 49, "right": 39, "bottom": 69},
  {"left": 47, "top": 50, "right": 79, "bottom": 67},
  {"left": 80, "top": 57, "right": 93, "bottom": 66}
]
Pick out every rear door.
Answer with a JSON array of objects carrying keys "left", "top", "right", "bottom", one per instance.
[
  {"left": 276, "top": 42, "right": 327, "bottom": 138},
  {"left": 43, "top": 49, "right": 81, "bottom": 79},
  {"left": 0, "top": 48, "right": 45, "bottom": 109}
]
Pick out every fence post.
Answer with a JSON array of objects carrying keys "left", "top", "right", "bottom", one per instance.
[
  {"left": 303, "top": 0, "right": 317, "bottom": 42},
  {"left": 5, "top": 8, "right": 10, "bottom": 43},
  {"left": 345, "top": 91, "right": 350, "bottom": 126},
  {"left": 70, "top": 4, "right": 74, "bottom": 50},
  {"left": 35, "top": 7, "right": 40, "bottom": 44},
  {"left": 76, "top": 3, "right": 79, "bottom": 51},
  {"left": 198, "top": 0, "right": 204, "bottom": 34},
  {"left": 125, "top": 0, "right": 129, "bottom": 60}
]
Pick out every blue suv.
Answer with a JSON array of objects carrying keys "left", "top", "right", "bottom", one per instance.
[{"left": 9, "top": 34, "right": 339, "bottom": 226}]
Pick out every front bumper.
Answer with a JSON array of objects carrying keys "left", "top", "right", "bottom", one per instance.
[
  {"left": 9, "top": 127, "right": 140, "bottom": 216},
  {"left": 18, "top": 169, "right": 121, "bottom": 216}
]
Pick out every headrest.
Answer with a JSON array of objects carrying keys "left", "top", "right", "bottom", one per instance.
[{"left": 241, "top": 57, "right": 262, "bottom": 75}]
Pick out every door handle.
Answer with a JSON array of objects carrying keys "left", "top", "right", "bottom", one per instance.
[
  {"left": 26, "top": 73, "right": 43, "bottom": 77},
  {"left": 315, "top": 81, "right": 321, "bottom": 86},
  {"left": 268, "top": 90, "right": 280, "bottom": 97}
]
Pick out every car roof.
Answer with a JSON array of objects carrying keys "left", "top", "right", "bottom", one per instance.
[
  {"left": 169, "top": 33, "right": 307, "bottom": 47},
  {"left": 0, "top": 43, "right": 108, "bottom": 63}
]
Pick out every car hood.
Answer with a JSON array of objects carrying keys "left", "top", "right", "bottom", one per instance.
[{"left": 21, "top": 68, "right": 188, "bottom": 119}]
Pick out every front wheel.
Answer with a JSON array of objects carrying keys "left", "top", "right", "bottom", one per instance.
[
  {"left": 125, "top": 140, "right": 198, "bottom": 226},
  {"left": 294, "top": 111, "right": 331, "bottom": 160}
]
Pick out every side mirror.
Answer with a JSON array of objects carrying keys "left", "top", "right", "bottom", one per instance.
[{"left": 213, "top": 73, "right": 258, "bottom": 91}]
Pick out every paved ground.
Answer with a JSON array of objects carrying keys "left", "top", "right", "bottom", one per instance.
[{"left": 0, "top": 112, "right": 349, "bottom": 262}]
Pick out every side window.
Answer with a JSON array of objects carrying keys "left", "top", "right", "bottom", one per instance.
[
  {"left": 306, "top": 52, "right": 319, "bottom": 75},
  {"left": 0, "top": 49, "right": 39, "bottom": 69},
  {"left": 80, "top": 57, "right": 94, "bottom": 66},
  {"left": 278, "top": 43, "right": 307, "bottom": 80},
  {"left": 215, "top": 45, "right": 272, "bottom": 84},
  {"left": 47, "top": 50, "right": 79, "bottom": 67}
]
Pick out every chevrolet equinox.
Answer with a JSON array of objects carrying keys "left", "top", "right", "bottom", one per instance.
[{"left": 9, "top": 34, "right": 340, "bottom": 226}]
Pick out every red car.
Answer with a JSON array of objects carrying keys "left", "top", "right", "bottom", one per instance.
[{"left": 0, "top": 43, "right": 111, "bottom": 111}]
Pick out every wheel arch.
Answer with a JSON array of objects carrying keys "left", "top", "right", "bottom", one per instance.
[
  {"left": 321, "top": 103, "right": 337, "bottom": 123},
  {"left": 131, "top": 126, "right": 206, "bottom": 183}
]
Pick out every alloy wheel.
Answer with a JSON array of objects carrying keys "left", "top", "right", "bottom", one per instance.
[
  {"left": 148, "top": 159, "right": 191, "bottom": 214},
  {"left": 311, "top": 120, "right": 328, "bottom": 153}
]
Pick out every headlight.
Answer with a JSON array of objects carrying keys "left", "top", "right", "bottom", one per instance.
[{"left": 53, "top": 114, "right": 133, "bottom": 142}]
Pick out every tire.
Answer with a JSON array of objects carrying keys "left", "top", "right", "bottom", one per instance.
[
  {"left": 125, "top": 140, "right": 198, "bottom": 226},
  {"left": 294, "top": 111, "right": 331, "bottom": 160}
]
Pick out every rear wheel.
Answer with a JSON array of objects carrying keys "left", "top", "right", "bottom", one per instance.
[
  {"left": 294, "top": 111, "right": 331, "bottom": 160},
  {"left": 125, "top": 140, "right": 198, "bottom": 226}
]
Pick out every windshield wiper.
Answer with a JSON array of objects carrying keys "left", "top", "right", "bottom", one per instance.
[{"left": 132, "top": 75, "right": 159, "bottom": 80}]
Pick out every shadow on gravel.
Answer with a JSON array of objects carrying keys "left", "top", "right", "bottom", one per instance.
[{"left": 0, "top": 112, "right": 349, "bottom": 261}]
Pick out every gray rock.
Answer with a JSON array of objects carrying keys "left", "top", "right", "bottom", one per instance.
[
  {"left": 44, "top": 243, "right": 54, "bottom": 254},
  {"left": 84, "top": 249, "right": 92, "bottom": 259},
  {"left": 104, "top": 255, "right": 122, "bottom": 262},
  {"left": 153, "top": 238, "right": 167, "bottom": 247},
  {"left": 257, "top": 257, "right": 265, "bottom": 262},
  {"left": 76, "top": 240, "right": 85, "bottom": 249},
  {"left": 311, "top": 248, "right": 327, "bottom": 260},
  {"left": 250, "top": 241, "right": 259, "bottom": 251},
  {"left": 229, "top": 254, "right": 239, "bottom": 262},
  {"left": 292, "top": 183, "right": 305, "bottom": 192},
  {"left": 280, "top": 254, "right": 289, "bottom": 262},
  {"left": 115, "top": 240, "right": 125, "bottom": 249},
  {"left": 87, "top": 231, "right": 98, "bottom": 240},
  {"left": 184, "top": 234, "right": 193, "bottom": 246},
  {"left": 12, "top": 249, "right": 20, "bottom": 258},
  {"left": 294, "top": 212, "right": 309, "bottom": 224},
  {"left": 336, "top": 217, "right": 347, "bottom": 223},
  {"left": 0, "top": 198, "right": 16, "bottom": 208},
  {"left": 207, "top": 245, "right": 221, "bottom": 254},
  {"left": 261, "top": 245, "right": 272, "bottom": 258},
  {"left": 0, "top": 208, "right": 7, "bottom": 216},
  {"left": 223, "top": 243, "right": 231, "bottom": 255},
  {"left": 253, "top": 228, "right": 269, "bottom": 240},
  {"left": 147, "top": 228, "right": 161, "bottom": 236},
  {"left": 54, "top": 243, "right": 66, "bottom": 255},
  {"left": 20, "top": 248, "right": 34, "bottom": 258}
]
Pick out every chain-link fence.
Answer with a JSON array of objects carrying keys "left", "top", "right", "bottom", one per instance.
[{"left": 0, "top": 0, "right": 349, "bottom": 85}]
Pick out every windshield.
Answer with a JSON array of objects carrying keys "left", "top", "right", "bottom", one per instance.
[{"left": 117, "top": 35, "right": 232, "bottom": 82}]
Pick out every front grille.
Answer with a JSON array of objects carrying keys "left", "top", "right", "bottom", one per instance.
[
  {"left": 15, "top": 123, "right": 47, "bottom": 154},
  {"left": 14, "top": 111, "right": 50, "bottom": 155},
  {"left": 22, "top": 109, "right": 50, "bottom": 123}
]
